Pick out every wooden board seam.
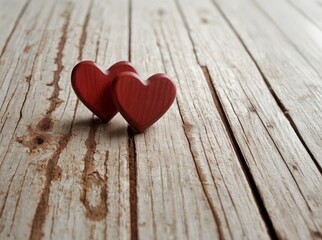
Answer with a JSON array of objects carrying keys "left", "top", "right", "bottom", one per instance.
[
  {"left": 284, "top": 0, "right": 322, "bottom": 32},
  {"left": 212, "top": 0, "right": 322, "bottom": 173},
  {"left": 0, "top": 0, "right": 30, "bottom": 58},
  {"left": 200, "top": 65, "right": 279, "bottom": 239},
  {"left": 252, "top": 0, "right": 322, "bottom": 82}
]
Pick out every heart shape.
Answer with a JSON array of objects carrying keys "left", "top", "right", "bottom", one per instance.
[
  {"left": 71, "top": 61, "right": 137, "bottom": 122},
  {"left": 112, "top": 72, "right": 176, "bottom": 132}
]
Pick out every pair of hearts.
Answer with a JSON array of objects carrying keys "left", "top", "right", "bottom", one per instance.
[{"left": 71, "top": 61, "right": 176, "bottom": 132}]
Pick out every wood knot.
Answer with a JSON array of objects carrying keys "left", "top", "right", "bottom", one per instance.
[
  {"left": 34, "top": 136, "right": 44, "bottom": 145},
  {"left": 23, "top": 44, "right": 32, "bottom": 53},
  {"left": 52, "top": 166, "right": 62, "bottom": 181},
  {"left": 158, "top": 9, "right": 165, "bottom": 16},
  {"left": 248, "top": 106, "right": 257, "bottom": 112},
  {"left": 37, "top": 117, "right": 54, "bottom": 132},
  {"left": 25, "top": 75, "right": 32, "bottom": 83},
  {"left": 201, "top": 17, "right": 208, "bottom": 24},
  {"left": 183, "top": 122, "right": 193, "bottom": 132},
  {"left": 16, "top": 125, "right": 52, "bottom": 154}
]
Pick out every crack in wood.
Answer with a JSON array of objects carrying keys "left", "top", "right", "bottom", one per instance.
[
  {"left": 127, "top": 126, "right": 138, "bottom": 240},
  {"left": 224, "top": 96, "right": 264, "bottom": 178},
  {"left": 251, "top": 0, "right": 322, "bottom": 81},
  {"left": 203, "top": 126, "right": 245, "bottom": 237},
  {"left": 127, "top": 1, "right": 137, "bottom": 238},
  {"left": 254, "top": 110, "right": 314, "bottom": 213},
  {"left": 0, "top": 0, "right": 31, "bottom": 59},
  {"left": 173, "top": 0, "right": 200, "bottom": 64},
  {"left": 176, "top": 98, "right": 224, "bottom": 240},
  {"left": 78, "top": 0, "right": 93, "bottom": 61},
  {"left": 35, "top": 3, "right": 71, "bottom": 133},
  {"left": 218, "top": 54, "right": 317, "bottom": 232},
  {"left": 17, "top": 3, "right": 71, "bottom": 154},
  {"left": 13, "top": 73, "right": 32, "bottom": 134},
  {"left": 9, "top": 160, "right": 30, "bottom": 233},
  {"left": 155, "top": 16, "right": 224, "bottom": 239},
  {"left": 29, "top": 132, "right": 72, "bottom": 240},
  {"left": 45, "top": 10, "right": 70, "bottom": 118},
  {"left": 80, "top": 118, "right": 108, "bottom": 221},
  {"left": 7, "top": 0, "right": 57, "bottom": 155},
  {"left": 284, "top": 0, "right": 322, "bottom": 32},
  {"left": 78, "top": 0, "right": 109, "bottom": 221},
  {"left": 0, "top": 4, "right": 68, "bottom": 236},
  {"left": 221, "top": 64, "right": 317, "bottom": 206},
  {"left": 95, "top": 38, "right": 100, "bottom": 63},
  {"left": 0, "top": 157, "right": 23, "bottom": 219},
  {"left": 29, "top": 99, "right": 78, "bottom": 240},
  {"left": 259, "top": 69, "right": 322, "bottom": 174},
  {"left": 212, "top": 0, "right": 322, "bottom": 174},
  {"left": 200, "top": 65, "right": 279, "bottom": 240},
  {"left": 28, "top": 6, "right": 74, "bottom": 239}
]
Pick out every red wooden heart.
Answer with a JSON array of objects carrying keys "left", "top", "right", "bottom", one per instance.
[
  {"left": 71, "top": 61, "right": 137, "bottom": 123},
  {"left": 112, "top": 72, "right": 176, "bottom": 132}
]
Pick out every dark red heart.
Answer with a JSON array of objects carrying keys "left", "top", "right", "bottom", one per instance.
[
  {"left": 112, "top": 72, "right": 176, "bottom": 132},
  {"left": 71, "top": 61, "right": 137, "bottom": 122}
]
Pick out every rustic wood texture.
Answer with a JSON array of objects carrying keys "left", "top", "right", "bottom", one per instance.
[{"left": 0, "top": 0, "right": 321, "bottom": 239}]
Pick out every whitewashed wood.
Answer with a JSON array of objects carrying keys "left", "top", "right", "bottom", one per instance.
[
  {"left": 131, "top": 2, "right": 219, "bottom": 238},
  {"left": 247, "top": 0, "right": 322, "bottom": 167},
  {"left": 0, "top": 0, "right": 69, "bottom": 238},
  {"left": 0, "top": 0, "right": 321, "bottom": 239},
  {"left": 131, "top": 0, "right": 269, "bottom": 239},
  {"left": 252, "top": 0, "right": 322, "bottom": 167},
  {"left": 40, "top": 0, "right": 132, "bottom": 239},
  {"left": 287, "top": 0, "right": 322, "bottom": 31},
  {"left": 181, "top": 0, "right": 322, "bottom": 238},
  {"left": 0, "top": 0, "right": 131, "bottom": 239},
  {"left": 0, "top": 0, "right": 89, "bottom": 239},
  {"left": 253, "top": 0, "right": 322, "bottom": 77},
  {"left": 214, "top": 0, "right": 322, "bottom": 168},
  {"left": 0, "top": 0, "right": 29, "bottom": 56}
]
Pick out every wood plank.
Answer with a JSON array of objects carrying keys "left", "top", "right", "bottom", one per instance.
[
  {"left": 176, "top": 0, "right": 322, "bottom": 239},
  {"left": 0, "top": 0, "right": 29, "bottom": 57},
  {"left": 0, "top": 0, "right": 70, "bottom": 238},
  {"left": 131, "top": 0, "right": 270, "bottom": 239},
  {"left": 1, "top": 0, "right": 321, "bottom": 239},
  {"left": 0, "top": 0, "right": 131, "bottom": 239},
  {"left": 287, "top": 0, "right": 322, "bottom": 31},
  {"left": 131, "top": 3, "right": 219, "bottom": 238},
  {"left": 254, "top": 0, "right": 322, "bottom": 79},
  {"left": 41, "top": 0, "right": 132, "bottom": 239},
  {"left": 214, "top": 0, "right": 322, "bottom": 168},
  {"left": 246, "top": 0, "right": 322, "bottom": 168}
]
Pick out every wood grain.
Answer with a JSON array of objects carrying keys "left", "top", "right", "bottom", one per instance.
[
  {"left": 130, "top": 0, "right": 270, "bottom": 238},
  {"left": 189, "top": 0, "right": 322, "bottom": 238},
  {"left": 0, "top": 0, "right": 132, "bottom": 239},
  {"left": 287, "top": 0, "right": 322, "bottom": 31},
  {"left": 213, "top": 0, "right": 322, "bottom": 169},
  {"left": 253, "top": 0, "right": 322, "bottom": 79},
  {"left": 0, "top": 0, "right": 321, "bottom": 239},
  {"left": 0, "top": 0, "right": 30, "bottom": 58}
]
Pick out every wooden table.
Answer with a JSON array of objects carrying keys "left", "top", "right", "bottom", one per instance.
[{"left": 0, "top": 0, "right": 321, "bottom": 239}]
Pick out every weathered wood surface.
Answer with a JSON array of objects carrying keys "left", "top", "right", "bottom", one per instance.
[{"left": 0, "top": 0, "right": 321, "bottom": 239}]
